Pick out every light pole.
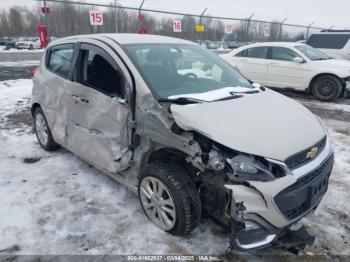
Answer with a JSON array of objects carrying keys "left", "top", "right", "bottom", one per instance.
[
  {"left": 245, "top": 13, "right": 254, "bottom": 43},
  {"left": 199, "top": 8, "right": 207, "bottom": 43},
  {"left": 279, "top": 18, "right": 287, "bottom": 41},
  {"left": 306, "top": 22, "right": 314, "bottom": 40}
]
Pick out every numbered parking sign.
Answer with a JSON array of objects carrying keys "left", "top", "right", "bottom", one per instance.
[
  {"left": 89, "top": 11, "right": 103, "bottom": 26},
  {"left": 225, "top": 24, "right": 233, "bottom": 34},
  {"left": 264, "top": 27, "right": 271, "bottom": 37},
  {"left": 173, "top": 20, "right": 182, "bottom": 32}
]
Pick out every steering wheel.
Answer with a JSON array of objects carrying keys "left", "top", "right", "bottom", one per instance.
[{"left": 183, "top": 73, "right": 198, "bottom": 80}]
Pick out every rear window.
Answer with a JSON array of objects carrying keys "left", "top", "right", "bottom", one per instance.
[
  {"left": 307, "top": 34, "right": 350, "bottom": 49},
  {"left": 236, "top": 47, "right": 268, "bottom": 59},
  {"left": 47, "top": 44, "right": 74, "bottom": 78}
]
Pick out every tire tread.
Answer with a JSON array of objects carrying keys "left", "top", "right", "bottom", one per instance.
[{"left": 139, "top": 161, "right": 201, "bottom": 236}]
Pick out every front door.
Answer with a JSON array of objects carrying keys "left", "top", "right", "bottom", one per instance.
[
  {"left": 63, "top": 42, "right": 132, "bottom": 173},
  {"left": 266, "top": 47, "right": 310, "bottom": 90}
]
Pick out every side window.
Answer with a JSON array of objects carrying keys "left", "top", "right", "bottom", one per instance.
[
  {"left": 77, "top": 45, "right": 125, "bottom": 98},
  {"left": 235, "top": 49, "right": 247, "bottom": 57},
  {"left": 271, "top": 47, "right": 299, "bottom": 61},
  {"left": 246, "top": 47, "right": 268, "bottom": 59},
  {"left": 47, "top": 44, "right": 74, "bottom": 78}
]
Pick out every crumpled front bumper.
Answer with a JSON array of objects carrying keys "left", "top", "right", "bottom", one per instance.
[
  {"left": 226, "top": 138, "right": 333, "bottom": 252},
  {"left": 230, "top": 223, "right": 315, "bottom": 252}
]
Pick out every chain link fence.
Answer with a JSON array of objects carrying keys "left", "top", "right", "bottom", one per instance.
[{"left": 0, "top": 0, "right": 339, "bottom": 44}]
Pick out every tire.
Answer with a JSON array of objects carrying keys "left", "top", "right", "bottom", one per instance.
[
  {"left": 33, "top": 107, "right": 60, "bottom": 151},
  {"left": 139, "top": 161, "right": 201, "bottom": 236},
  {"left": 311, "top": 75, "right": 343, "bottom": 102},
  {"left": 29, "top": 45, "right": 33, "bottom": 50}
]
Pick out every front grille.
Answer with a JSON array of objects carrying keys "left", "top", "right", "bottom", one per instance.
[
  {"left": 274, "top": 153, "right": 334, "bottom": 220},
  {"left": 285, "top": 136, "right": 327, "bottom": 170}
]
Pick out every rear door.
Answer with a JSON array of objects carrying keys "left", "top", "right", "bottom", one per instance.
[
  {"left": 266, "top": 47, "right": 309, "bottom": 90},
  {"left": 41, "top": 43, "right": 76, "bottom": 146},
  {"left": 232, "top": 46, "right": 269, "bottom": 85},
  {"left": 63, "top": 42, "right": 133, "bottom": 173}
]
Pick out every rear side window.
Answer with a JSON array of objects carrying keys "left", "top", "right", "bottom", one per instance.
[
  {"left": 47, "top": 44, "right": 74, "bottom": 78},
  {"left": 307, "top": 34, "right": 350, "bottom": 49},
  {"left": 236, "top": 47, "right": 268, "bottom": 59},
  {"left": 271, "top": 47, "right": 299, "bottom": 61}
]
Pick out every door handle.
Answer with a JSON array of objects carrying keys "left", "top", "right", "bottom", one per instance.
[
  {"left": 269, "top": 62, "right": 279, "bottom": 65},
  {"left": 72, "top": 95, "right": 89, "bottom": 104},
  {"left": 80, "top": 97, "right": 89, "bottom": 104}
]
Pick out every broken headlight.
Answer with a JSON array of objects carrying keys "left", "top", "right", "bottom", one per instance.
[{"left": 227, "top": 155, "right": 275, "bottom": 182}]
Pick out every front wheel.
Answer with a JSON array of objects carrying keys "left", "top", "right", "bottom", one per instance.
[
  {"left": 139, "top": 161, "right": 201, "bottom": 236},
  {"left": 311, "top": 75, "right": 343, "bottom": 101}
]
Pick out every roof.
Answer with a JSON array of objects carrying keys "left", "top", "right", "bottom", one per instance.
[
  {"left": 227, "top": 42, "right": 305, "bottom": 55},
  {"left": 56, "top": 33, "right": 196, "bottom": 45},
  {"left": 242, "top": 42, "right": 302, "bottom": 48}
]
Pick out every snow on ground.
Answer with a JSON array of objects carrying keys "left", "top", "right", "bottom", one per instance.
[
  {"left": 0, "top": 46, "right": 44, "bottom": 53},
  {"left": 296, "top": 97, "right": 350, "bottom": 113},
  {"left": 0, "top": 61, "right": 40, "bottom": 67},
  {"left": 0, "top": 79, "right": 349, "bottom": 256}
]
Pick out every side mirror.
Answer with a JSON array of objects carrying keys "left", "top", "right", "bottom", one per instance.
[{"left": 293, "top": 57, "right": 305, "bottom": 63}]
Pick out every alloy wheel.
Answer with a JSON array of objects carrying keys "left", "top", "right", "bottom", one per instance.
[
  {"left": 140, "top": 177, "right": 177, "bottom": 231},
  {"left": 35, "top": 113, "right": 48, "bottom": 146}
]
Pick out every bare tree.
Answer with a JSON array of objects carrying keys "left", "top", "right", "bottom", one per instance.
[{"left": 8, "top": 7, "right": 25, "bottom": 36}]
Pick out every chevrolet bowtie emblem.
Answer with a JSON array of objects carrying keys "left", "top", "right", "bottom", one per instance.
[{"left": 306, "top": 147, "right": 318, "bottom": 159}]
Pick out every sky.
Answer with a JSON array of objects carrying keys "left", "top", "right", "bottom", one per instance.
[{"left": 3, "top": 0, "right": 349, "bottom": 29}]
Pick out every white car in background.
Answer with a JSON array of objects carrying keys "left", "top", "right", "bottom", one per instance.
[
  {"left": 15, "top": 37, "right": 41, "bottom": 50},
  {"left": 307, "top": 31, "right": 350, "bottom": 60},
  {"left": 222, "top": 42, "right": 350, "bottom": 101}
]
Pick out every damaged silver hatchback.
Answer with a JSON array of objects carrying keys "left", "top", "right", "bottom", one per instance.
[{"left": 31, "top": 34, "right": 334, "bottom": 252}]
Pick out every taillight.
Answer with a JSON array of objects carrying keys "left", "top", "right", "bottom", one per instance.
[{"left": 31, "top": 68, "right": 38, "bottom": 79}]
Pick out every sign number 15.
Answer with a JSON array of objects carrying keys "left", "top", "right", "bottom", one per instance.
[{"left": 90, "top": 11, "right": 103, "bottom": 26}]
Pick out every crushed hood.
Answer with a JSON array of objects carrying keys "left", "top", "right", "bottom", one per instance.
[{"left": 170, "top": 89, "right": 325, "bottom": 161}]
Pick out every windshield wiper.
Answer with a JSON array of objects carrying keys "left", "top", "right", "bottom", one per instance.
[
  {"left": 232, "top": 90, "right": 260, "bottom": 94},
  {"left": 158, "top": 97, "right": 203, "bottom": 105},
  {"left": 314, "top": 57, "right": 332, "bottom": 60},
  {"left": 213, "top": 94, "right": 243, "bottom": 102}
]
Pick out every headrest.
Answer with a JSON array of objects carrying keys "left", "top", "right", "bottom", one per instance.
[{"left": 146, "top": 48, "right": 165, "bottom": 62}]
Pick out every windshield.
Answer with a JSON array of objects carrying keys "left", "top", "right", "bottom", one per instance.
[
  {"left": 296, "top": 45, "right": 332, "bottom": 60},
  {"left": 123, "top": 44, "right": 253, "bottom": 99}
]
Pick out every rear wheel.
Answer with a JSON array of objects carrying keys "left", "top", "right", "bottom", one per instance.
[
  {"left": 33, "top": 107, "right": 60, "bottom": 151},
  {"left": 29, "top": 44, "right": 33, "bottom": 50},
  {"left": 311, "top": 75, "right": 342, "bottom": 101},
  {"left": 139, "top": 161, "right": 201, "bottom": 236}
]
